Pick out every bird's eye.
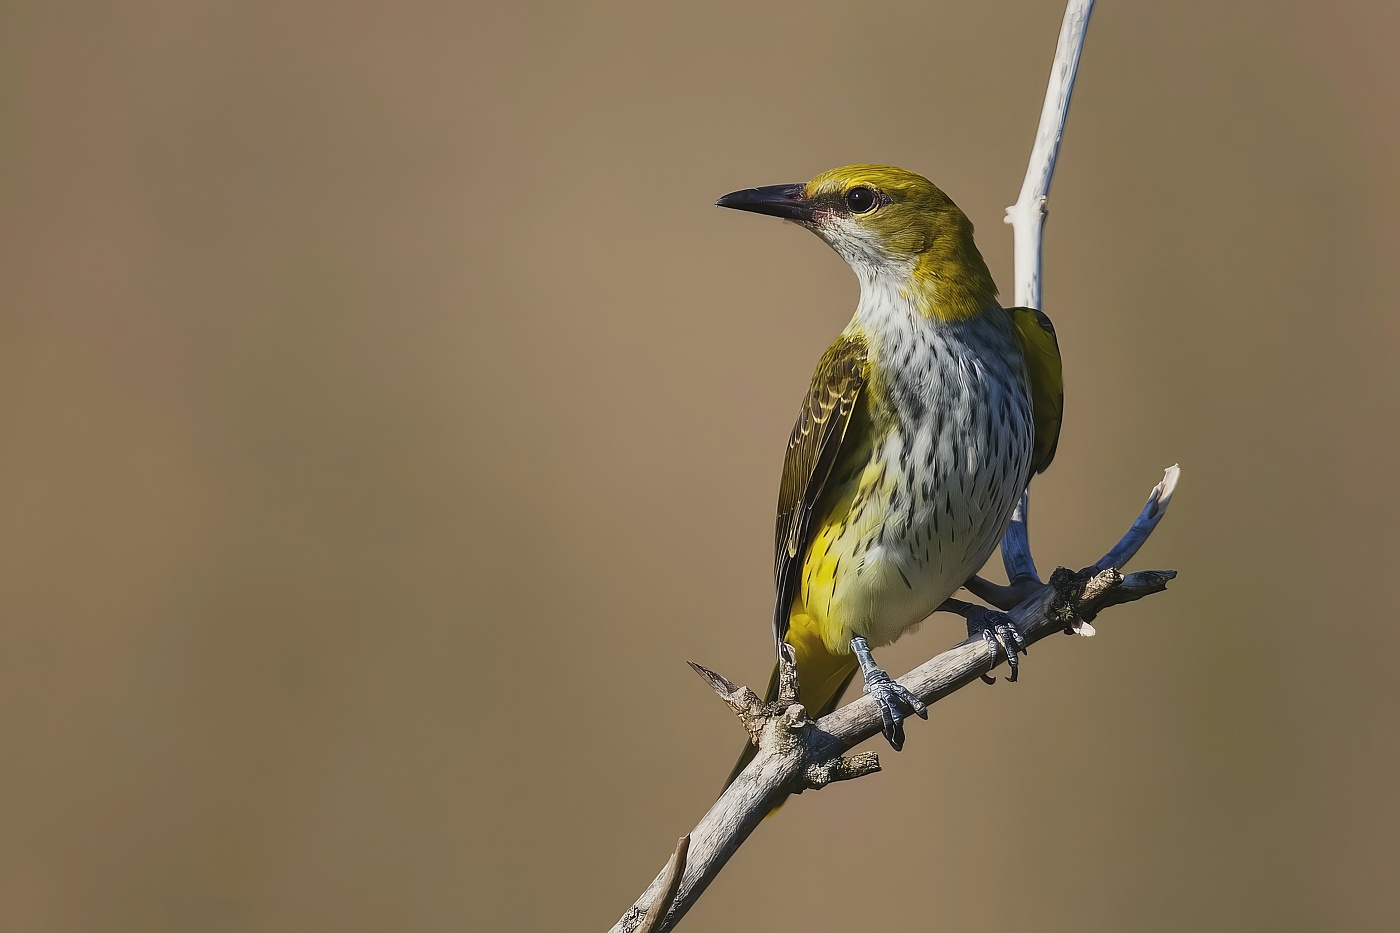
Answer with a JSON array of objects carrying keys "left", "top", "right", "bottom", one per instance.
[{"left": 844, "top": 186, "right": 878, "bottom": 214}]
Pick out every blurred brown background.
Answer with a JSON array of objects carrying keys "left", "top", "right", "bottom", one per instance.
[{"left": 2, "top": 1, "right": 1398, "bottom": 930}]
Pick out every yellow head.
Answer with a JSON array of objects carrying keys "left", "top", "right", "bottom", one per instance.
[{"left": 716, "top": 164, "right": 998, "bottom": 321}]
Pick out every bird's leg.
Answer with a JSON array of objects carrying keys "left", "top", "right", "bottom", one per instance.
[
  {"left": 851, "top": 636, "right": 927, "bottom": 751},
  {"left": 963, "top": 605, "right": 1028, "bottom": 684}
]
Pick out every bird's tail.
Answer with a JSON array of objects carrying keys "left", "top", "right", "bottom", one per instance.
[{"left": 721, "top": 616, "right": 860, "bottom": 793}]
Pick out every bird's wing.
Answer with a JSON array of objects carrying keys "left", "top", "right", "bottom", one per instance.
[
  {"left": 1009, "top": 306, "right": 1064, "bottom": 475},
  {"left": 771, "top": 331, "right": 869, "bottom": 648}
]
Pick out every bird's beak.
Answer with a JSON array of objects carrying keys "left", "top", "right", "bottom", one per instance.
[{"left": 715, "top": 183, "right": 814, "bottom": 222}]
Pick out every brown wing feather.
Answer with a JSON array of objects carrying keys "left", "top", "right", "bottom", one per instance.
[{"left": 771, "top": 332, "right": 868, "bottom": 649}]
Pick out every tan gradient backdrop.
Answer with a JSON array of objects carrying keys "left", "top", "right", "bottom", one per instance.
[{"left": 2, "top": 1, "right": 1398, "bottom": 930}]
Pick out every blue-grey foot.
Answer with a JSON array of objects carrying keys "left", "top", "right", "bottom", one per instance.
[
  {"left": 851, "top": 636, "right": 927, "bottom": 751},
  {"left": 965, "top": 606, "right": 1028, "bottom": 683}
]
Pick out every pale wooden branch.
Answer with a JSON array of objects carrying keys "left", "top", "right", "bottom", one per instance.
[
  {"left": 610, "top": 467, "right": 1178, "bottom": 932},
  {"left": 633, "top": 835, "right": 689, "bottom": 933},
  {"left": 976, "top": 0, "right": 1095, "bottom": 615},
  {"left": 1005, "top": 0, "right": 1095, "bottom": 311},
  {"left": 610, "top": 4, "right": 1126, "bottom": 929}
]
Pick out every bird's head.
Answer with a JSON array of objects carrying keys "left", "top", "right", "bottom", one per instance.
[{"left": 716, "top": 164, "right": 997, "bottom": 321}]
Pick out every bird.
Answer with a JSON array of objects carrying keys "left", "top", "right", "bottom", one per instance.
[{"left": 715, "top": 165, "right": 1064, "bottom": 785}]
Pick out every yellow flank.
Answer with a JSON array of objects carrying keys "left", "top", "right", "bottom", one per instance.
[{"left": 793, "top": 439, "right": 887, "bottom": 654}]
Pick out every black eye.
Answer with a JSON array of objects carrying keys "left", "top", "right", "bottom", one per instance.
[{"left": 844, "top": 186, "right": 878, "bottom": 214}]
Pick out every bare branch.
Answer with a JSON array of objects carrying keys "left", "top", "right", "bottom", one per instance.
[
  {"left": 634, "top": 835, "right": 690, "bottom": 933},
  {"left": 1005, "top": 0, "right": 1095, "bottom": 310},
  {"left": 803, "top": 752, "right": 881, "bottom": 789},
  {"left": 999, "top": 489, "right": 1040, "bottom": 584},
  {"left": 1095, "top": 463, "right": 1180, "bottom": 572},
  {"left": 610, "top": 466, "right": 1178, "bottom": 932},
  {"left": 991, "top": 0, "right": 1092, "bottom": 606},
  {"left": 993, "top": 0, "right": 1093, "bottom": 619}
]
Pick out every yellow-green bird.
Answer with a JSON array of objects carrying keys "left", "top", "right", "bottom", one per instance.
[{"left": 716, "top": 165, "right": 1064, "bottom": 781}]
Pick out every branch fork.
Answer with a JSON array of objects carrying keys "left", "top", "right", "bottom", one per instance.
[{"left": 688, "top": 646, "right": 883, "bottom": 798}]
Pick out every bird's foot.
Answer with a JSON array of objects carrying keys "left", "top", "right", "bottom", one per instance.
[
  {"left": 966, "top": 606, "right": 1028, "bottom": 684},
  {"left": 851, "top": 636, "right": 926, "bottom": 750}
]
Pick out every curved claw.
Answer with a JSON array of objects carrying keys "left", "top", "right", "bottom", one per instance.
[
  {"left": 968, "top": 609, "right": 1028, "bottom": 683},
  {"left": 983, "top": 626, "right": 1018, "bottom": 682},
  {"left": 869, "top": 679, "right": 926, "bottom": 750},
  {"left": 877, "top": 692, "right": 904, "bottom": 750}
]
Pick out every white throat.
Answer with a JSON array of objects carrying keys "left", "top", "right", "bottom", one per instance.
[{"left": 849, "top": 261, "right": 924, "bottom": 346}]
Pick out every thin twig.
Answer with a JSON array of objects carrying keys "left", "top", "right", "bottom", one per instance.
[
  {"left": 635, "top": 835, "right": 690, "bottom": 933},
  {"left": 1004, "top": 0, "right": 1095, "bottom": 311},
  {"left": 1095, "top": 464, "right": 1180, "bottom": 572},
  {"left": 998, "top": 489, "right": 1040, "bottom": 585},
  {"left": 998, "top": 0, "right": 1092, "bottom": 587},
  {"left": 996, "top": 0, "right": 1093, "bottom": 618}
]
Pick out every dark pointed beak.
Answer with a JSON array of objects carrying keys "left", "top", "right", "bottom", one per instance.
[{"left": 715, "top": 183, "right": 814, "bottom": 222}]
